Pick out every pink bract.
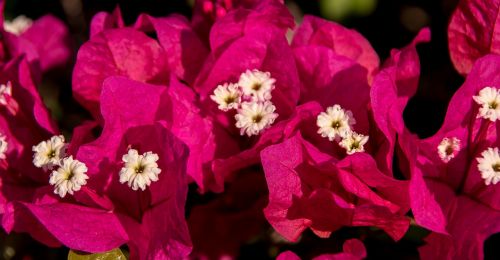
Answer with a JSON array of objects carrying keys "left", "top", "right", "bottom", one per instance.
[
  {"left": 262, "top": 133, "right": 410, "bottom": 242},
  {"left": 0, "top": 57, "right": 61, "bottom": 247},
  {"left": 5, "top": 76, "right": 193, "bottom": 259},
  {"left": 277, "top": 239, "right": 367, "bottom": 260},
  {"left": 73, "top": 9, "right": 207, "bottom": 118},
  {"left": 292, "top": 16, "right": 379, "bottom": 82},
  {"left": 188, "top": 171, "right": 268, "bottom": 259},
  {"left": 0, "top": 1, "right": 71, "bottom": 76},
  {"left": 413, "top": 54, "right": 500, "bottom": 259},
  {"left": 448, "top": 0, "right": 500, "bottom": 75}
]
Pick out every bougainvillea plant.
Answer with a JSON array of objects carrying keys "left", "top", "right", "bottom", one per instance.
[{"left": 0, "top": 0, "right": 499, "bottom": 259}]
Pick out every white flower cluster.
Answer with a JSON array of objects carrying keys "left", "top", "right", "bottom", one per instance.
[
  {"left": 477, "top": 147, "right": 500, "bottom": 185},
  {"left": 473, "top": 86, "right": 500, "bottom": 121},
  {"left": 437, "top": 137, "right": 461, "bottom": 163},
  {"left": 119, "top": 149, "right": 162, "bottom": 191},
  {"left": 33, "top": 135, "right": 88, "bottom": 198},
  {"left": 4, "top": 15, "right": 33, "bottom": 35},
  {"left": 211, "top": 69, "right": 279, "bottom": 136},
  {"left": 317, "top": 104, "right": 369, "bottom": 155},
  {"left": 0, "top": 82, "right": 13, "bottom": 106},
  {"left": 0, "top": 134, "right": 8, "bottom": 160}
]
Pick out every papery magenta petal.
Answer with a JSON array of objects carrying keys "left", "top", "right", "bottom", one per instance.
[
  {"left": 3, "top": 202, "right": 128, "bottom": 252},
  {"left": 90, "top": 8, "right": 125, "bottom": 37},
  {"left": 0, "top": 58, "right": 58, "bottom": 184},
  {"left": 134, "top": 14, "right": 208, "bottom": 85},
  {"left": 394, "top": 121, "right": 448, "bottom": 235},
  {"left": 135, "top": 195, "right": 192, "bottom": 259},
  {"left": 420, "top": 194, "right": 500, "bottom": 260},
  {"left": 292, "top": 15, "right": 379, "bottom": 81},
  {"left": 167, "top": 79, "right": 238, "bottom": 192},
  {"left": 73, "top": 187, "right": 114, "bottom": 212},
  {"left": 262, "top": 133, "right": 408, "bottom": 241},
  {"left": 208, "top": 0, "right": 293, "bottom": 55},
  {"left": 99, "top": 76, "right": 168, "bottom": 128},
  {"left": 188, "top": 172, "right": 267, "bottom": 259},
  {"left": 351, "top": 205, "right": 410, "bottom": 241},
  {"left": 262, "top": 134, "right": 310, "bottom": 241},
  {"left": 2, "top": 32, "right": 40, "bottom": 77},
  {"left": 277, "top": 239, "right": 366, "bottom": 260},
  {"left": 342, "top": 239, "right": 367, "bottom": 259},
  {"left": 66, "top": 121, "right": 99, "bottom": 156},
  {"left": 21, "top": 15, "right": 71, "bottom": 72},
  {"left": 277, "top": 251, "right": 302, "bottom": 260},
  {"left": 72, "top": 28, "right": 168, "bottom": 117},
  {"left": 448, "top": 0, "right": 500, "bottom": 75},
  {"left": 370, "top": 28, "right": 430, "bottom": 174},
  {"left": 337, "top": 153, "right": 410, "bottom": 214},
  {"left": 192, "top": 0, "right": 286, "bottom": 41},
  {"left": 3, "top": 57, "right": 58, "bottom": 134}
]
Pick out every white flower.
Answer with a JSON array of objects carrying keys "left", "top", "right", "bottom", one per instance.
[
  {"left": 235, "top": 101, "right": 278, "bottom": 136},
  {"left": 119, "top": 149, "right": 161, "bottom": 191},
  {"left": 339, "top": 132, "right": 369, "bottom": 155},
  {"left": 238, "top": 69, "right": 276, "bottom": 101},
  {"left": 437, "top": 137, "right": 461, "bottom": 163},
  {"left": 49, "top": 156, "right": 88, "bottom": 198},
  {"left": 4, "top": 15, "right": 32, "bottom": 35},
  {"left": 317, "top": 105, "right": 356, "bottom": 141},
  {"left": 210, "top": 83, "right": 242, "bottom": 111},
  {"left": 0, "top": 134, "right": 7, "bottom": 160},
  {"left": 476, "top": 147, "right": 500, "bottom": 185},
  {"left": 473, "top": 86, "right": 500, "bottom": 121},
  {"left": 0, "top": 82, "right": 12, "bottom": 106},
  {"left": 32, "top": 135, "right": 67, "bottom": 169}
]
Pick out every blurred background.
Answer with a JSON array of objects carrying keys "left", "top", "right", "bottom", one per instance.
[{"left": 1, "top": 0, "right": 498, "bottom": 259}]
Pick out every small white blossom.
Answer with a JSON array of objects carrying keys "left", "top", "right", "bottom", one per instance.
[
  {"left": 437, "top": 137, "right": 461, "bottom": 163},
  {"left": 32, "top": 135, "right": 67, "bottom": 169},
  {"left": 238, "top": 69, "right": 276, "bottom": 101},
  {"left": 0, "top": 134, "right": 7, "bottom": 160},
  {"left": 210, "top": 83, "right": 242, "bottom": 111},
  {"left": 0, "top": 82, "right": 13, "bottom": 106},
  {"left": 476, "top": 147, "right": 500, "bottom": 185},
  {"left": 49, "top": 156, "right": 88, "bottom": 198},
  {"left": 235, "top": 101, "right": 278, "bottom": 136},
  {"left": 339, "top": 132, "right": 369, "bottom": 155},
  {"left": 119, "top": 149, "right": 161, "bottom": 191},
  {"left": 4, "top": 15, "right": 32, "bottom": 35},
  {"left": 473, "top": 87, "right": 500, "bottom": 121},
  {"left": 317, "top": 105, "right": 356, "bottom": 141}
]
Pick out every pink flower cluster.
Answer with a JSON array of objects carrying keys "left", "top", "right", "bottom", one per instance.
[{"left": 0, "top": 0, "right": 499, "bottom": 259}]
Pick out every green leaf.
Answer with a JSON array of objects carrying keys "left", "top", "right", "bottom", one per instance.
[{"left": 68, "top": 248, "right": 127, "bottom": 260}]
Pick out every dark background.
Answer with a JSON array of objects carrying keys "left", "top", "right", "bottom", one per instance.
[{"left": 0, "top": 0, "right": 498, "bottom": 259}]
